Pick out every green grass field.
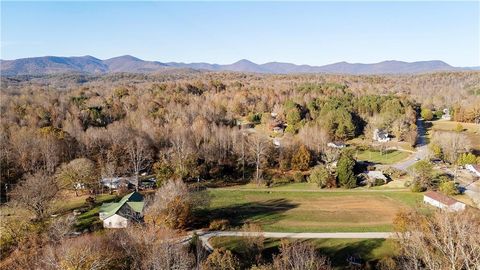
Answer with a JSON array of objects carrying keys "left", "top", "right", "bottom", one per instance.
[
  {"left": 210, "top": 236, "right": 397, "bottom": 269},
  {"left": 355, "top": 149, "right": 410, "bottom": 164},
  {"left": 202, "top": 188, "right": 423, "bottom": 232}
]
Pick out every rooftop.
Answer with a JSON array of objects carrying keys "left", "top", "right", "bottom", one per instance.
[
  {"left": 99, "top": 192, "right": 144, "bottom": 219},
  {"left": 424, "top": 191, "right": 459, "bottom": 206}
]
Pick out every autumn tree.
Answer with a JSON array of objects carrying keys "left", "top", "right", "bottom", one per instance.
[
  {"left": 291, "top": 144, "right": 312, "bottom": 171},
  {"left": 143, "top": 179, "right": 208, "bottom": 229},
  {"left": 55, "top": 158, "right": 96, "bottom": 196},
  {"left": 420, "top": 108, "right": 433, "bottom": 121},
  {"left": 201, "top": 248, "right": 240, "bottom": 270}
]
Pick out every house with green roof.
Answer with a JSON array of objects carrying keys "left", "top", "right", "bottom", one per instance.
[{"left": 99, "top": 192, "right": 145, "bottom": 228}]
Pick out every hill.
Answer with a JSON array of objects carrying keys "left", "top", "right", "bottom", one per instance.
[{"left": 1, "top": 55, "right": 465, "bottom": 75}]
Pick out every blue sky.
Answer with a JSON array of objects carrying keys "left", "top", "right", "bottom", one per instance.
[{"left": 1, "top": 1, "right": 479, "bottom": 66}]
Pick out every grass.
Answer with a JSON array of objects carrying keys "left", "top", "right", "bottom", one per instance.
[
  {"left": 355, "top": 149, "right": 411, "bottom": 164},
  {"left": 202, "top": 188, "right": 423, "bottom": 232},
  {"left": 210, "top": 236, "right": 397, "bottom": 269},
  {"left": 54, "top": 193, "right": 117, "bottom": 214}
]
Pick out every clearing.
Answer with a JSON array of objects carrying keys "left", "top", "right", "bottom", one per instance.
[{"left": 203, "top": 187, "right": 422, "bottom": 232}]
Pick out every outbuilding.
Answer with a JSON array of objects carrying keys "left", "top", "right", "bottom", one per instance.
[
  {"left": 423, "top": 191, "right": 465, "bottom": 212},
  {"left": 465, "top": 164, "right": 480, "bottom": 177}
]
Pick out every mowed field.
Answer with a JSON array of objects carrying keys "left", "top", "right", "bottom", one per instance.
[
  {"left": 355, "top": 149, "right": 411, "bottom": 164},
  {"left": 429, "top": 120, "right": 480, "bottom": 150},
  {"left": 206, "top": 188, "right": 423, "bottom": 232}
]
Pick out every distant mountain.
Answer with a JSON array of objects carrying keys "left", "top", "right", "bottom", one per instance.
[
  {"left": 103, "top": 55, "right": 169, "bottom": 73},
  {"left": 0, "top": 56, "right": 108, "bottom": 75},
  {"left": 0, "top": 55, "right": 467, "bottom": 76}
]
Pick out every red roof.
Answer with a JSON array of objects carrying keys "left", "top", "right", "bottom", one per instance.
[{"left": 424, "top": 191, "right": 458, "bottom": 206}]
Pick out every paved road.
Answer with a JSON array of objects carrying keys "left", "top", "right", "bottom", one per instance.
[
  {"left": 393, "top": 118, "right": 428, "bottom": 171},
  {"left": 196, "top": 231, "right": 396, "bottom": 251}
]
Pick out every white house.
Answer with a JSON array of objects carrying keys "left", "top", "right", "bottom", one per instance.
[
  {"left": 373, "top": 129, "right": 390, "bottom": 142},
  {"left": 100, "top": 177, "right": 136, "bottom": 189},
  {"left": 465, "top": 164, "right": 480, "bottom": 177},
  {"left": 327, "top": 142, "right": 346, "bottom": 149},
  {"left": 99, "top": 192, "right": 145, "bottom": 228},
  {"left": 423, "top": 191, "right": 466, "bottom": 212},
  {"left": 441, "top": 108, "right": 451, "bottom": 120}
]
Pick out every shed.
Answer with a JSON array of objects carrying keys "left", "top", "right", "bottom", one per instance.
[{"left": 423, "top": 191, "right": 465, "bottom": 212}]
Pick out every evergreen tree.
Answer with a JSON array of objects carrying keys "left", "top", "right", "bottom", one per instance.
[{"left": 337, "top": 150, "right": 356, "bottom": 188}]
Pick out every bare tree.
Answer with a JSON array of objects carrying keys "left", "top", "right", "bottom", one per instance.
[
  {"left": 272, "top": 240, "right": 332, "bottom": 270},
  {"left": 55, "top": 158, "right": 96, "bottom": 196},
  {"left": 247, "top": 134, "right": 270, "bottom": 185},
  {"left": 298, "top": 123, "right": 330, "bottom": 155},
  {"left": 11, "top": 171, "right": 59, "bottom": 220},
  {"left": 394, "top": 209, "right": 480, "bottom": 270},
  {"left": 126, "top": 136, "right": 153, "bottom": 191},
  {"left": 115, "top": 224, "right": 194, "bottom": 270}
]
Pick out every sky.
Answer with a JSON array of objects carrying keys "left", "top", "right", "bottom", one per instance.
[{"left": 1, "top": 1, "right": 479, "bottom": 67}]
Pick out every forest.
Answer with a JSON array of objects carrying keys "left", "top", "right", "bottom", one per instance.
[{"left": 1, "top": 70, "right": 480, "bottom": 269}]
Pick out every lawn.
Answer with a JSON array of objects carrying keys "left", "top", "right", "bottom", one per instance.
[
  {"left": 355, "top": 149, "right": 411, "bottom": 164},
  {"left": 202, "top": 188, "right": 423, "bottom": 232},
  {"left": 210, "top": 236, "right": 397, "bottom": 269},
  {"left": 54, "top": 193, "right": 117, "bottom": 214}
]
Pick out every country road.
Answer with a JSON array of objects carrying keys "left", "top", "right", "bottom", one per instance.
[
  {"left": 393, "top": 118, "right": 428, "bottom": 171},
  {"left": 195, "top": 231, "right": 396, "bottom": 251}
]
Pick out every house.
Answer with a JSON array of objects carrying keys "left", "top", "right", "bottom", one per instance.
[
  {"left": 327, "top": 142, "right": 346, "bottom": 149},
  {"left": 361, "top": 170, "right": 388, "bottom": 186},
  {"left": 465, "top": 164, "right": 480, "bottom": 177},
  {"left": 100, "top": 177, "right": 136, "bottom": 189},
  {"left": 441, "top": 108, "right": 451, "bottom": 120},
  {"left": 272, "top": 126, "right": 285, "bottom": 134},
  {"left": 423, "top": 191, "right": 466, "bottom": 212},
  {"left": 272, "top": 138, "right": 281, "bottom": 147},
  {"left": 99, "top": 192, "right": 145, "bottom": 228},
  {"left": 373, "top": 129, "right": 390, "bottom": 142}
]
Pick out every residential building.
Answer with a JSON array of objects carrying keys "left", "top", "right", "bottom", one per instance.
[
  {"left": 99, "top": 192, "right": 145, "bottom": 228},
  {"left": 373, "top": 129, "right": 390, "bottom": 142}
]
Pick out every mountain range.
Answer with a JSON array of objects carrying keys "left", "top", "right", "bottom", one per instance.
[{"left": 0, "top": 55, "right": 471, "bottom": 76}]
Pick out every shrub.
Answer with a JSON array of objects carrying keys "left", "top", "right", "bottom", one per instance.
[
  {"left": 292, "top": 172, "right": 305, "bottom": 183},
  {"left": 308, "top": 165, "right": 330, "bottom": 188},
  {"left": 439, "top": 181, "right": 459, "bottom": 196},
  {"left": 209, "top": 219, "right": 230, "bottom": 231},
  {"left": 410, "top": 182, "right": 426, "bottom": 192},
  {"left": 271, "top": 176, "right": 292, "bottom": 186},
  {"left": 421, "top": 108, "right": 433, "bottom": 121},
  {"left": 202, "top": 248, "right": 240, "bottom": 270}
]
